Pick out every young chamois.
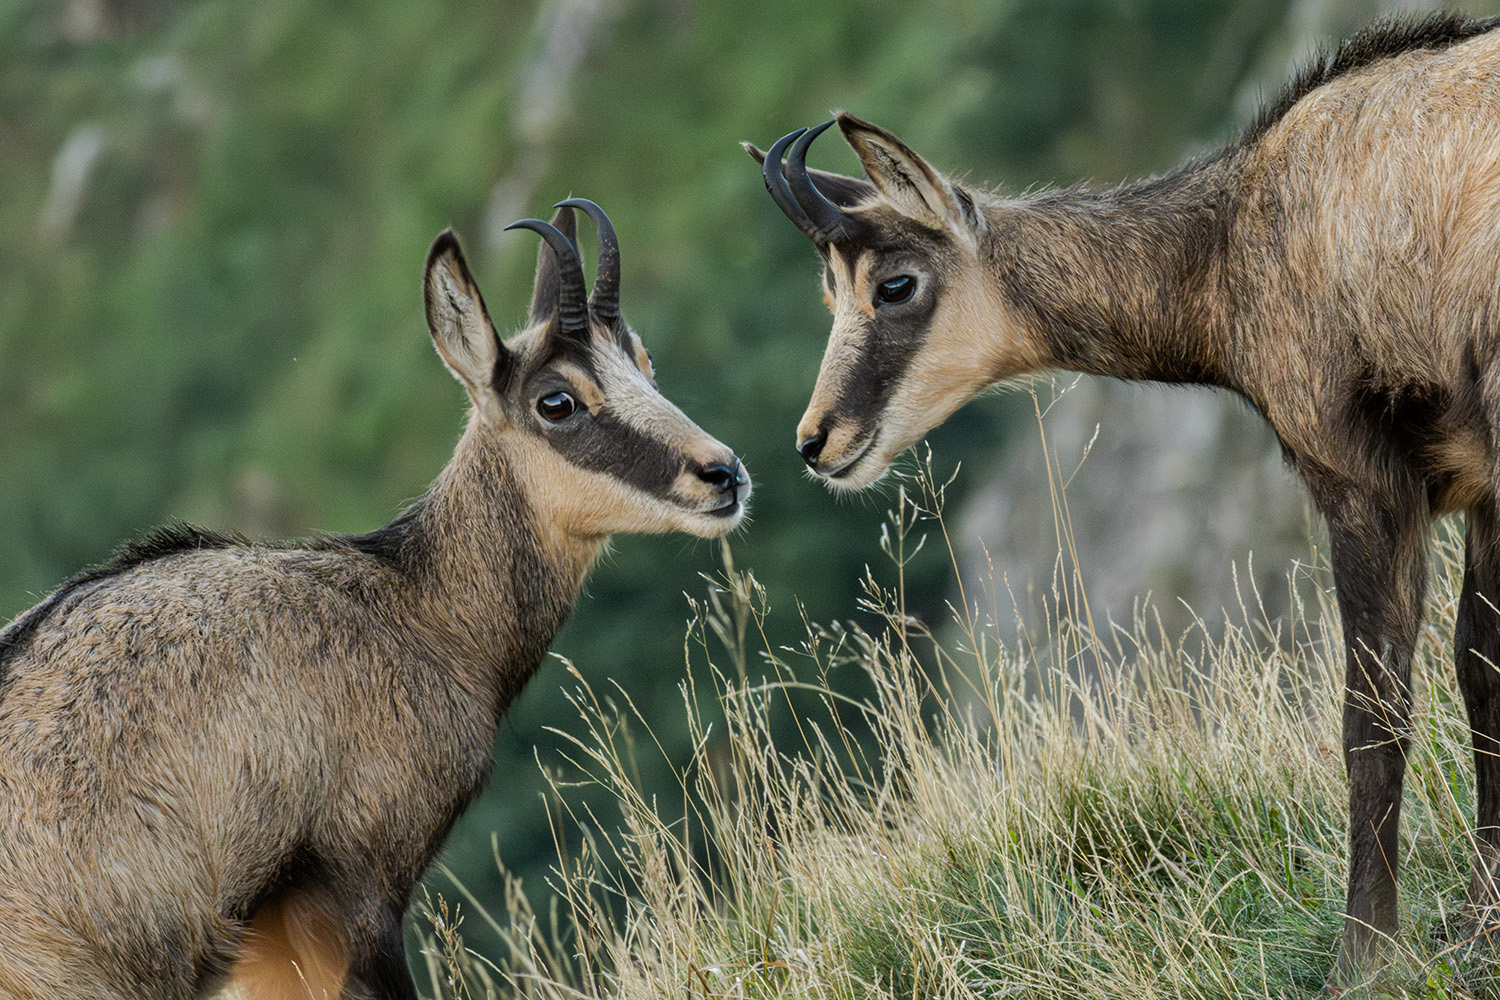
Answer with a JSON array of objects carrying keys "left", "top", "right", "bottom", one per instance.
[
  {"left": 751, "top": 11, "right": 1500, "bottom": 984},
  {"left": 0, "top": 200, "right": 749, "bottom": 1000}
]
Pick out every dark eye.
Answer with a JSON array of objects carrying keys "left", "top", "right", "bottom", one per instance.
[
  {"left": 537, "top": 391, "right": 578, "bottom": 422},
  {"left": 876, "top": 275, "right": 916, "bottom": 305}
]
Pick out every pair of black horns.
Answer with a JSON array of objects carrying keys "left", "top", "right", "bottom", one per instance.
[
  {"left": 504, "top": 197, "right": 621, "bottom": 337},
  {"left": 762, "top": 120, "right": 858, "bottom": 246}
]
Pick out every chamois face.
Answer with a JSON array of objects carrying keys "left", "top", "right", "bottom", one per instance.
[
  {"left": 426, "top": 203, "right": 749, "bottom": 539},
  {"left": 751, "top": 114, "right": 1036, "bottom": 490}
]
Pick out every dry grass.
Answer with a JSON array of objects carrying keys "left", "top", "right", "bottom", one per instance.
[{"left": 416, "top": 447, "right": 1500, "bottom": 1000}]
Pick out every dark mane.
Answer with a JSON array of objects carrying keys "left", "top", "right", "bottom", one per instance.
[
  {"left": 1242, "top": 11, "right": 1500, "bottom": 146},
  {"left": 104, "top": 522, "right": 247, "bottom": 571},
  {"left": 0, "top": 523, "right": 244, "bottom": 686},
  {"left": 332, "top": 494, "right": 431, "bottom": 574}
]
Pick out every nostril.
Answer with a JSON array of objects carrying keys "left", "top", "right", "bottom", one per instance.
[
  {"left": 698, "top": 462, "right": 738, "bottom": 492},
  {"left": 797, "top": 432, "right": 826, "bottom": 467}
]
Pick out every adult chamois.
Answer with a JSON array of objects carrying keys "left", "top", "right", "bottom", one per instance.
[
  {"left": 751, "top": 11, "right": 1500, "bottom": 985},
  {"left": 0, "top": 200, "right": 749, "bottom": 999}
]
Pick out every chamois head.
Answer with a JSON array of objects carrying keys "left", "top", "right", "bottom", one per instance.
[
  {"left": 749, "top": 114, "right": 1038, "bottom": 490},
  {"left": 429, "top": 200, "right": 749, "bottom": 538}
]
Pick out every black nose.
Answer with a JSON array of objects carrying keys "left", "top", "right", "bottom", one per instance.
[
  {"left": 698, "top": 460, "right": 746, "bottom": 493},
  {"left": 797, "top": 432, "right": 826, "bottom": 467}
]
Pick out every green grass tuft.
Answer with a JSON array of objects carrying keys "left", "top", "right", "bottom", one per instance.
[{"left": 418, "top": 447, "right": 1500, "bottom": 1000}]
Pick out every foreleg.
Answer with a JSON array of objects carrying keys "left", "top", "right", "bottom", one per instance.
[
  {"left": 1455, "top": 501, "right": 1500, "bottom": 918},
  {"left": 1323, "top": 489, "right": 1428, "bottom": 982}
]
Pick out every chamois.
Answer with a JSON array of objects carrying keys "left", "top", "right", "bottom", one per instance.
[
  {"left": 751, "top": 11, "right": 1500, "bottom": 984},
  {"left": 0, "top": 200, "right": 749, "bottom": 999}
]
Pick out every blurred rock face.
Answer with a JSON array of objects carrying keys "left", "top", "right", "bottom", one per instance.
[{"left": 953, "top": 378, "right": 1315, "bottom": 644}]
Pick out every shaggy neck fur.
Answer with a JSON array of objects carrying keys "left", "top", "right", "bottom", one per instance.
[
  {"left": 362, "top": 419, "right": 603, "bottom": 721},
  {"left": 981, "top": 154, "right": 1241, "bottom": 391}
]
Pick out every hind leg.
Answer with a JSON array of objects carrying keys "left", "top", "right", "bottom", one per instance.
[{"left": 223, "top": 892, "right": 349, "bottom": 1000}]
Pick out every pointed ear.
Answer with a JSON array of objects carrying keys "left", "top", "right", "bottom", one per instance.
[
  {"left": 425, "top": 229, "right": 510, "bottom": 408},
  {"left": 527, "top": 206, "right": 578, "bottom": 326},
  {"left": 742, "top": 141, "right": 877, "bottom": 209},
  {"left": 835, "top": 111, "right": 968, "bottom": 230}
]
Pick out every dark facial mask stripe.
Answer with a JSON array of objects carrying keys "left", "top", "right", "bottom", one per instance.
[
  {"left": 546, "top": 410, "right": 684, "bottom": 500},
  {"left": 829, "top": 297, "right": 935, "bottom": 437}
]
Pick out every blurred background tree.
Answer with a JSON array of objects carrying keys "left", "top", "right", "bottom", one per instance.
[{"left": 4, "top": 0, "right": 1494, "bottom": 976}]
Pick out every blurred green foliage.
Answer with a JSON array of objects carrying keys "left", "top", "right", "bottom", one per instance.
[{"left": 6, "top": 0, "right": 1482, "bottom": 975}]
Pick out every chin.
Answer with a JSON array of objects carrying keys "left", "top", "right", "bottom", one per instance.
[
  {"left": 820, "top": 454, "right": 892, "bottom": 492},
  {"left": 685, "top": 504, "right": 748, "bottom": 537}
]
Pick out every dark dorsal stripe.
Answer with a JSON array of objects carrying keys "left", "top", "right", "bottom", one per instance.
[{"left": 1243, "top": 11, "right": 1500, "bottom": 147}]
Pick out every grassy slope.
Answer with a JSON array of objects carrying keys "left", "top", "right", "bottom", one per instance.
[{"left": 419, "top": 449, "right": 1500, "bottom": 1000}]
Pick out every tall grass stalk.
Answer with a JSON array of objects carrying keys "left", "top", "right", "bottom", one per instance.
[{"left": 420, "top": 446, "right": 1500, "bottom": 999}]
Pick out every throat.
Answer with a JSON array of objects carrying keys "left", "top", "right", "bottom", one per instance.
[{"left": 365, "top": 432, "right": 600, "bottom": 719}]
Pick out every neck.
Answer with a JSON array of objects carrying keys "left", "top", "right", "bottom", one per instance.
[
  {"left": 983, "top": 155, "right": 1239, "bottom": 388},
  {"left": 353, "top": 422, "right": 603, "bottom": 719}
]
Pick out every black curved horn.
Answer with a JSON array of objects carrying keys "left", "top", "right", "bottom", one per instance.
[
  {"left": 556, "top": 197, "right": 620, "bottom": 325},
  {"left": 762, "top": 127, "right": 826, "bottom": 245},
  {"left": 505, "top": 216, "right": 589, "bottom": 339},
  {"left": 787, "top": 120, "right": 859, "bottom": 244}
]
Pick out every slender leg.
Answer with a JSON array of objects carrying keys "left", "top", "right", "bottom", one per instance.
[
  {"left": 342, "top": 908, "right": 418, "bottom": 1000},
  {"left": 1322, "top": 490, "right": 1429, "bottom": 983},
  {"left": 1456, "top": 502, "right": 1500, "bottom": 919}
]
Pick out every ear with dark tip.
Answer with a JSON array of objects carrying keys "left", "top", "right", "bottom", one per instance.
[
  {"left": 834, "top": 110, "right": 967, "bottom": 230},
  {"left": 743, "top": 142, "right": 875, "bottom": 208},
  {"left": 425, "top": 229, "right": 510, "bottom": 410},
  {"left": 526, "top": 206, "right": 579, "bottom": 327}
]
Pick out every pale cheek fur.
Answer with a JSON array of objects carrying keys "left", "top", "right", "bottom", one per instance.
[
  {"left": 513, "top": 436, "right": 738, "bottom": 544},
  {"left": 871, "top": 275, "right": 1033, "bottom": 471}
]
